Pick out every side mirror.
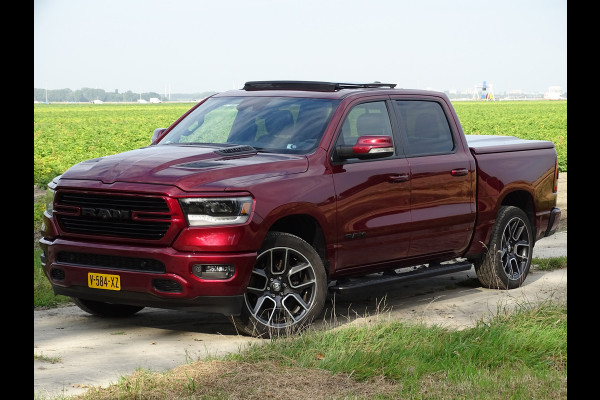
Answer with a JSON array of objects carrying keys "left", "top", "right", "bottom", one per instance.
[
  {"left": 150, "top": 128, "right": 166, "bottom": 145},
  {"left": 336, "top": 135, "right": 394, "bottom": 160}
]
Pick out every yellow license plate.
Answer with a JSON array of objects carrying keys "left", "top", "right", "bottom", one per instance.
[{"left": 88, "top": 272, "right": 121, "bottom": 291}]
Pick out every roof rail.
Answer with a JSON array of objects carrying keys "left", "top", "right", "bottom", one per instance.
[
  {"left": 243, "top": 81, "right": 396, "bottom": 92},
  {"left": 335, "top": 82, "right": 397, "bottom": 90}
]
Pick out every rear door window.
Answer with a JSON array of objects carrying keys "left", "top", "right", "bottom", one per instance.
[{"left": 394, "top": 100, "right": 455, "bottom": 156}]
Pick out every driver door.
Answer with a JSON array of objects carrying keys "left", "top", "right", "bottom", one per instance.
[{"left": 331, "top": 100, "right": 411, "bottom": 271}]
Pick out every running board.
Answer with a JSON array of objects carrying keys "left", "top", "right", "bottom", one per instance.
[{"left": 328, "top": 260, "right": 473, "bottom": 293}]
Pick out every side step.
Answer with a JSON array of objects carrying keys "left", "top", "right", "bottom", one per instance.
[{"left": 328, "top": 260, "right": 473, "bottom": 294}]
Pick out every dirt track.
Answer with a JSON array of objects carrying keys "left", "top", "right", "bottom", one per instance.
[{"left": 34, "top": 174, "right": 567, "bottom": 398}]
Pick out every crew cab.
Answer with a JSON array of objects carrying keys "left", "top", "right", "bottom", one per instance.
[{"left": 40, "top": 81, "right": 561, "bottom": 337}]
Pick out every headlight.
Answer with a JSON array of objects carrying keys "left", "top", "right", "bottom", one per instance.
[
  {"left": 179, "top": 196, "right": 253, "bottom": 226},
  {"left": 45, "top": 175, "right": 61, "bottom": 215},
  {"left": 45, "top": 187, "right": 56, "bottom": 214}
]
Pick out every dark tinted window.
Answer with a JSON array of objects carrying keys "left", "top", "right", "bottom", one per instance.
[{"left": 395, "top": 101, "right": 454, "bottom": 156}]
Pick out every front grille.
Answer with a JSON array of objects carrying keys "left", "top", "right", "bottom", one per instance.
[
  {"left": 55, "top": 192, "right": 171, "bottom": 240},
  {"left": 57, "top": 251, "right": 166, "bottom": 273}
]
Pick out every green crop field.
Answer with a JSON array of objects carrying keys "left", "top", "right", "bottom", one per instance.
[
  {"left": 33, "top": 103, "right": 196, "bottom": 187},
  {"left": 452, "top": 100, "right": 567, "bottom": 172},
  {"left": 33, "top": 100, "right": 567, "bottom": 188}
]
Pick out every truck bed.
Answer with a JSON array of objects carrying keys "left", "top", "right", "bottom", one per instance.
[
  {"left": 465, "top": 134, "right": 559, "bottom": 251},
  {"left": 465, "top": 135, "right": 555, "bottom": 154}
]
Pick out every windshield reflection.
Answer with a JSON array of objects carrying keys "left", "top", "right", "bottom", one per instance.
[{"left": 158, "top": 96, "right": 340, "bottom": 154}]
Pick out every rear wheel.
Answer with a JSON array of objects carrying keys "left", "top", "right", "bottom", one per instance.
[
  {"left": 474, "top": 206, "right": 533, "bottom": 290},
  {"left": 71, "top": 297, "right": 144, "bottom": 317},
  {"left": 233, "top": 232, "right": 327, "bottom": 338}
]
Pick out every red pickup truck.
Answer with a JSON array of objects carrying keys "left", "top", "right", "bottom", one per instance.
[{"left": 40, "top": 81, "right": 561, "bottom": 337}]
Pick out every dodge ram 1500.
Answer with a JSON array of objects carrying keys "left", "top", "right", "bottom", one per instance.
[{"left": 40, "top": 81, "right": 561, "bottom": 337}]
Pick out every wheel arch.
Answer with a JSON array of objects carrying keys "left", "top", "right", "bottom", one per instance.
[
  {"left": 268, "top": 214, "right": 329, "bottom": 273},
  {"left": 500, "top": 189, "right": 535, "bottom": 232},
  {"left": 465, "top": 188, "right": 535, "bottom": 260}
]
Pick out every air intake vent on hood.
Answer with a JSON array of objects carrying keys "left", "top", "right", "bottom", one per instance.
[
  {"left": 214, "top": 146, "right": 257, "bottom": 156},
  {"left": 174, "top": 161, "right": 225, "bottom": 169}
]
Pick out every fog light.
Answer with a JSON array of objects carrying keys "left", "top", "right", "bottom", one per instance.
[
  {"left": 192, "top": 264, "right": 235, "bottom": 280},
  {"left": 50, "top": 268, "right": 65, "bottom": 281}
]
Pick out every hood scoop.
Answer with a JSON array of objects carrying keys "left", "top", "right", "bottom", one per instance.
[
  {"left": 214, "top": 145, "right": 258, "bottom": 156},
  {"left": 173, "top": 161, "right": 226, "bottom": 170}
]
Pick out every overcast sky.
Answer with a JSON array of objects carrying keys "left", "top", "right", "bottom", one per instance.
[{"left": 34, "top": 0, "right": 567, "bottom": 94}]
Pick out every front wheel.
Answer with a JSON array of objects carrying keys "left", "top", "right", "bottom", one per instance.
[
  {"left": 71, "top": 297, "right": 144, "bottom": 317},
  {"left": 233, "top": 232, "right": 328, "bottom": 338},
  {"left": 474, "top": 206, "right": 533, "bottom": 290}
]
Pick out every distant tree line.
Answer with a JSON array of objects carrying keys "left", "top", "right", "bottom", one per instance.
[{"left": 33, "top": 88, "right": 216, "bottom": 103}]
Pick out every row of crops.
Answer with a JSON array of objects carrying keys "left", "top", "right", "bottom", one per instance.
[
  {"left": 452, "top": 100, "right": 566, "bottom": 172},
  {"left": 34, "top": 100, "right": 566, "bottom": 188}
]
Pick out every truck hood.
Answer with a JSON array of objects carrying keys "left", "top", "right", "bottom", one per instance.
[{"left": 60, "top": 145, "right": 308, "bottom": 192}]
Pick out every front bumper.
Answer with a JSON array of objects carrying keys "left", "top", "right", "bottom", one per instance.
[{"left": 39, "top": 237, "right": 256, "bottom": 316}]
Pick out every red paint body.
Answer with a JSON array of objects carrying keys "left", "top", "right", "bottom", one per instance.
[{"left": 39, "top": 86, "right": 561, "bottom": 315}]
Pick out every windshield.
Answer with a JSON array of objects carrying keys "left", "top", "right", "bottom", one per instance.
[{"left": 158, "top": 96, "right": 340, "bottom": 154}]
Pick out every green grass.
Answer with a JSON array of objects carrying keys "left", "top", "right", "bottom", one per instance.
[
  {"left": 289, "top": 305, "right": 561, "bottom": 377},
  {"left": 532, "top": 256, "right": 567, "bottom": 271},
  {"left": 72, "top": 300, "right": 566, "bottom": 400},
  {"left": 34, "top": 352, "right": 61, "bottom": 364},
  {"left": 34, "top": 247, "right": 71, "bottom": 308},
  {"left": 239, "top": 302, "right": 565, "bottom": 398}
]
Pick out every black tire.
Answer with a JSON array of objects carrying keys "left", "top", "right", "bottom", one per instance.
[
  {"left": 71, "top": 297, "right": 144, "bottom": 317},
  {"left": 474, "top": 206, "right": 533, "bottom": 290},
  {"left": 233, "top": 232, "right": 328, "bottom": 338}
]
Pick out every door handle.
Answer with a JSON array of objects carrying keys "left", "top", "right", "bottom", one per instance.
[
  {"left": 388, "top": 174, "right": 410, "bottom": 183},
  {"left": 451, "top": 168, "right": 468, "bottom": 176}
]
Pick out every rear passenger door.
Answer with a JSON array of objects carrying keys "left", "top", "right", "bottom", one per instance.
[{"left": 392, "top": 98, "right": 476, "bottom": 258}]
